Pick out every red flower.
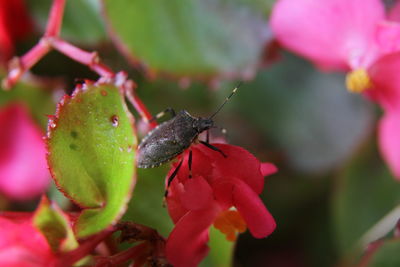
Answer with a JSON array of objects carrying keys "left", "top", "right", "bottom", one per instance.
[
  {"left": 0, "top": 213, "right": 56, "bottom": 267},
  {"left": 0, "top": 0, "right": 32, "bottom": 63},
  {"left": 0, "top": 103, "right": 50, "bottom": 200},
  {"left": 165, "top": 143, "right": 277, "bottom": 267}
]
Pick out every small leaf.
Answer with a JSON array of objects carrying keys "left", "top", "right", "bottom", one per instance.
[
  {"left": 33, "top": 195, "right": 78, "bottom": 252},
  {"left": 47, "top": 83, "right": 136, "bottom": 238},
  {"left": 102, "top": 0, "right": 270, "bottom": 78}
]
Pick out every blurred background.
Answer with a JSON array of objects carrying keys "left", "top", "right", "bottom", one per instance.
[{"left": 1, "top": 0, "right": 400, "bottom": 266}]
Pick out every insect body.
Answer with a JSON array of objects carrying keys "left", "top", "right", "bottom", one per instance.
[
  {"left": 137, "top": 110, "right": 213, "bottom": 168},
  {"left": 137, "top": 82, "right": 241, "bottom": 197}
]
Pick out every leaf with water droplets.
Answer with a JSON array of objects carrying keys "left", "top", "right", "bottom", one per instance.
[{"left": 47, "top": 83, "right": 136, "bottom": 238}]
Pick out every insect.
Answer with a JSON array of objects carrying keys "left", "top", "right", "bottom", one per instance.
[{"left": 137, "top": 82, "right": 242, "bottom": 196}]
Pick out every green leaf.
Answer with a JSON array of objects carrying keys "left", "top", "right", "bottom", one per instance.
[
  {"left": 28, "top": 0, "right": 106, "bottom": 44},
  {"left": 366, "top": 239, "right": 400, "bottom": 267},
  {"left": 102, "top": 0, "right": 270, "bottom": 77},
  {"left": 332, "top": 144, "right": 400, "bottom": 258},
  {"left": 33, "top": 195, "right": 78, "bottom": 252},
  {"left": 123, "top": 167, "right": 173, "bottom": 237},
  {"left": 47, "top": 83, "right": 136, "bottom": 238}
]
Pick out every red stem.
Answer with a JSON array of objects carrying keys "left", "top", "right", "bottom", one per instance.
[
  {"left": 125, "top": 88, "right": 157, "bottom": 128},
  {"left": 55, "top": 227, "right": 117, "bottom": 267},
  {"left": 95, "top": 242, "right": 149, "bottom": 267},
  {"left": 45, "top": 0, "right": 66, "bottom": 37}
]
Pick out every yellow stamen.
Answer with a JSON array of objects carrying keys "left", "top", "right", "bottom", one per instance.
[
  {"left": 345, "top": 69, "right": 373, "bottom": 93},
  {"left": 213, "top": 210, "right": 247, "bottom": 242}
]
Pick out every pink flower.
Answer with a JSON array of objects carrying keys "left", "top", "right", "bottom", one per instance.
[
  {"left": 0, "top": 0, "right": 32, "bottom": 63},
  {"left": 0, "top": 213, "right": 56, "bottom": 267},
  {"left": 0, "top": 103, "right": 50, "bottom": 200},
  {"left": 270, "top": 0, "right": 400, "bottom": 179},
  {"left": 165, "top": 143, "right": 277, "bottom": 267}
]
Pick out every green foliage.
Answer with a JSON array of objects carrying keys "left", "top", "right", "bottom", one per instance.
[
  {"left": 47, "top": 83, "right": 136, "bottom": 238},
  {"left": 28, "top": 0, "right": 106, "bottom": 44},
  {"left": 103, "top": 0, "right": 270, "bottom": 77},
  {"left": 366, "top": 239, "right": 400, "bottom": 267},
  {"left": 123, "top": 167, "right": 173, "bottom": 237},
  {"left": 332, "top": 144, "right": 400, "bottom": 258},
  {"left": 202, "top": 226, "right": 235, "bottom": 267}
]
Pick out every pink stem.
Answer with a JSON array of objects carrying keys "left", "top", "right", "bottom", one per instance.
[
  {"left": 51, "top": 38, "right": 114, "bottom": 78},
  {"left": 45, "top": 0, "right": 66, "bottom": 37},
  {"left": 2, "top": 0, "right": 155, "bottom": 126},
  {"left": 2, "top": 40, "right": 51, "bottom": 89},
  {"left": 125, "top": 88, "right": 157, "bottom": 128}
]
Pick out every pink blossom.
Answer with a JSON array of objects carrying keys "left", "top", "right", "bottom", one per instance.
[
  {"left": 0, "top": 104, "right": 50, "bottom": 200},
  {"left": 270, "top": 0, "right": 400, "bottom": 179},
  {"left": 165, "top": 143, "right": 277, "bottom": 267},
  {"left": 0, "top": 213, "right": 56, "bottom": 267}
]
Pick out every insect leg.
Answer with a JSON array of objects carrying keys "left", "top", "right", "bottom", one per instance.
[
  {"left": 150, "top": 107, "right": 176, "bottom": 123},
  {"left": 188, "top": 149, "right": 193, "bottom": 178},
  {"left": 164, "top": 159, "right": 184, "bottom": 198},
  {"left": 199, "top": 141, "right": 227, "bottom": 158}
]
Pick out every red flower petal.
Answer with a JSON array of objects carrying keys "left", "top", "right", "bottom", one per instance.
[
  {"left": 166, "top": 182, "right": 189, "bottom": 224},
  {"left": 199, "top": 143, "right": 265, "bottom": 194},
  {"left": 260, "top": 162, "right": 278, "bottom": 177},
  {"left": 0, "top": 0, "right": 32, "bottom": 62},
  {"left": 232, "top": 178, "right": 276, "bottom": 238},
  {"left": 179, "top": 175, "right": 214, "bottom": 211},
  {"left": 166, "top": 205, "right": 220, "bottom": 267},
  {"left": 0, "top": 104, "right": 50, "bottom": 200},
  {"left": 0, "top": 215, "right": 55, "bottom": 266}
]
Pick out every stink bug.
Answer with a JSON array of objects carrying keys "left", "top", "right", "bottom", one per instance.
[{"left": 137, "top": 82, "right": 242, "bottom": 196}]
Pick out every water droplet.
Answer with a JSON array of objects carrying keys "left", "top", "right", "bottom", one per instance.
[
  {"left": 110, "top": 115, "right": 119, "bottom": 127},
  {"left": 49, "top": 121, "right": 56, "bottom": 128},
  {"left": 70, "top": 131, "right": 78, "bottom": 138},
  {"left": 101, "top": 90, "right": 108, "bottom": 96}
]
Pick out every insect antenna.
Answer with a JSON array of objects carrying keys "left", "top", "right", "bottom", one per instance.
[{"left": 209, "top": 81, "right": 243, "bottom": 119}]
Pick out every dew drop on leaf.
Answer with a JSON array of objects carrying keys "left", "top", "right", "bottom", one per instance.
[{"left": 111, "top": 115, "right": 119, "bottom": 127}]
